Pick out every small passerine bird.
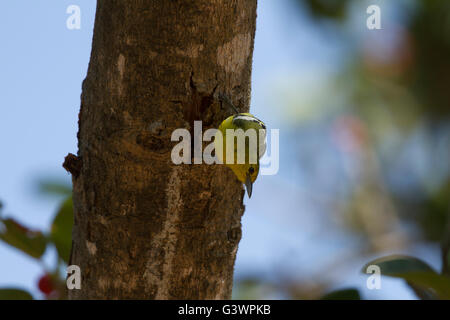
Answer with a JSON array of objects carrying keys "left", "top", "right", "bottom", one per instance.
[{"left": 215, "top": 95, "right": 266, "bottom": 198}]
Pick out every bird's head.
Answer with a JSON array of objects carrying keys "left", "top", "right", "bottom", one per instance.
[{"left": 230, "top": 163, "right": 259, "bottom": 198}]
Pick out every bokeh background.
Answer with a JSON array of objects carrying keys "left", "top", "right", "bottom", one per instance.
[{"left": 1, "top": 0, "right": 449, "bottom": 299}]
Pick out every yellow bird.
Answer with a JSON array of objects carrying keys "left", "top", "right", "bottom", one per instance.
[{"left": 215, "top": 95, "right": 266, "bottom": 198}]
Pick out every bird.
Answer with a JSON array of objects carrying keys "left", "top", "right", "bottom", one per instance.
[{"left": 215, "top": 94, "right": 266, "bottom": 198}]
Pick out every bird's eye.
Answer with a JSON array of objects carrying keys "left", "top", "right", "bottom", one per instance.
[{"left": 249, "top": 167, "right": 255, "bottom": 174}]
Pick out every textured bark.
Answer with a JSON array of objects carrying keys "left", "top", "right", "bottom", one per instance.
[{"left": 67, "top": 0, "right": 257, "bottom": 299}]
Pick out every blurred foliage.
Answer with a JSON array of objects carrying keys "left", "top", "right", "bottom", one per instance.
[
  {"left": 343, "top": 0, "right": 450, "bottom": 252},
  {"left": 0, "top": 288, "right": 33, "bottom": 300},
  {"left": 395, "top": 180, "right": 450, "bottom": 243},
  {"left": 409, "top": 0, "right": 450, "bottom": 117},
  {"left": 50, "top": 197, "right": 73, "bottom": 263},
  {"left": 309, "top": 0, "right": 450, "bottom": 299},
  {"left": 0, "top": 218, "right": 47, "bottom": 259},
  {"left": 235, "top": 0, "right": 450, "bottom": 300},
  {"left": 299, "top": 0, "right": 351, "bottom": 21},
  {"left": 0, "top": 182, "right": 73, "bottom": 300},
  {"left": 320, "top": 288, "right": 361, "bottom": 300},
  {"left": 233, "top": 275, "right": 362, "bottom": 300},
  {"left": 37, "top": 180, "right": 72, "bottom": 197},
  {"left": 364, "top": 255, "right": 450, "bottom": 299}
]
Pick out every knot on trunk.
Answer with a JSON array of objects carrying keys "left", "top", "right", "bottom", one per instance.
[{"left": 63, "top": 153, "right": 83, "bottom": 178}]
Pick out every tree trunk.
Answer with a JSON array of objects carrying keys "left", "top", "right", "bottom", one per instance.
[{"left": 66, "top": 0, "right": 257, "bottom": 299}]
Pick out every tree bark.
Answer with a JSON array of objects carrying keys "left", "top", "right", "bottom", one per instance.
[{"left": 66, "top": 0, "right": 257, "bottom": 299}]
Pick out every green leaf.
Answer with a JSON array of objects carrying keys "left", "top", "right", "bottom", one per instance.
[
  {"left": 49, "top": 196, "right": 73, "bottom": 263},
  {"left": 0, "top": 288, "right": 33, "bottom": 300},
  {"left": 362, "top": 255, "right": 436, "bottom": 274},
  {"left": 321, "top": 288, "right": 361, "bottom": 300},
  {"left": 302, "top": 0, "right": 351, "bottom": 21},
  {"left": 37, "top": 180, "right": 72, "bottom": 197},
  {"left": 363, "top": 255, "right": 450, "bottom": 299},
  {"left": 397, "top": 272, "right": 450, "bottom": 299},
  {"left": 0, "top": 218, "right": 47, "bottom": 259}
]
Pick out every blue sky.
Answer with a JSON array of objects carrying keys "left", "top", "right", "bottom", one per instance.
[{"left": 0, "top": 1, "right": 433, "bottom": 299}]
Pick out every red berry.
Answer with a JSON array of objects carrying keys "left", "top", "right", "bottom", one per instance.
[{"left": 37, "top": 274, "right": 54, "bottom": 295}]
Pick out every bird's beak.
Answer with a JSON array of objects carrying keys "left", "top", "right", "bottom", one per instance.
[{"left": 245, "top": 174, "right": 253, "bottom": 198}]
